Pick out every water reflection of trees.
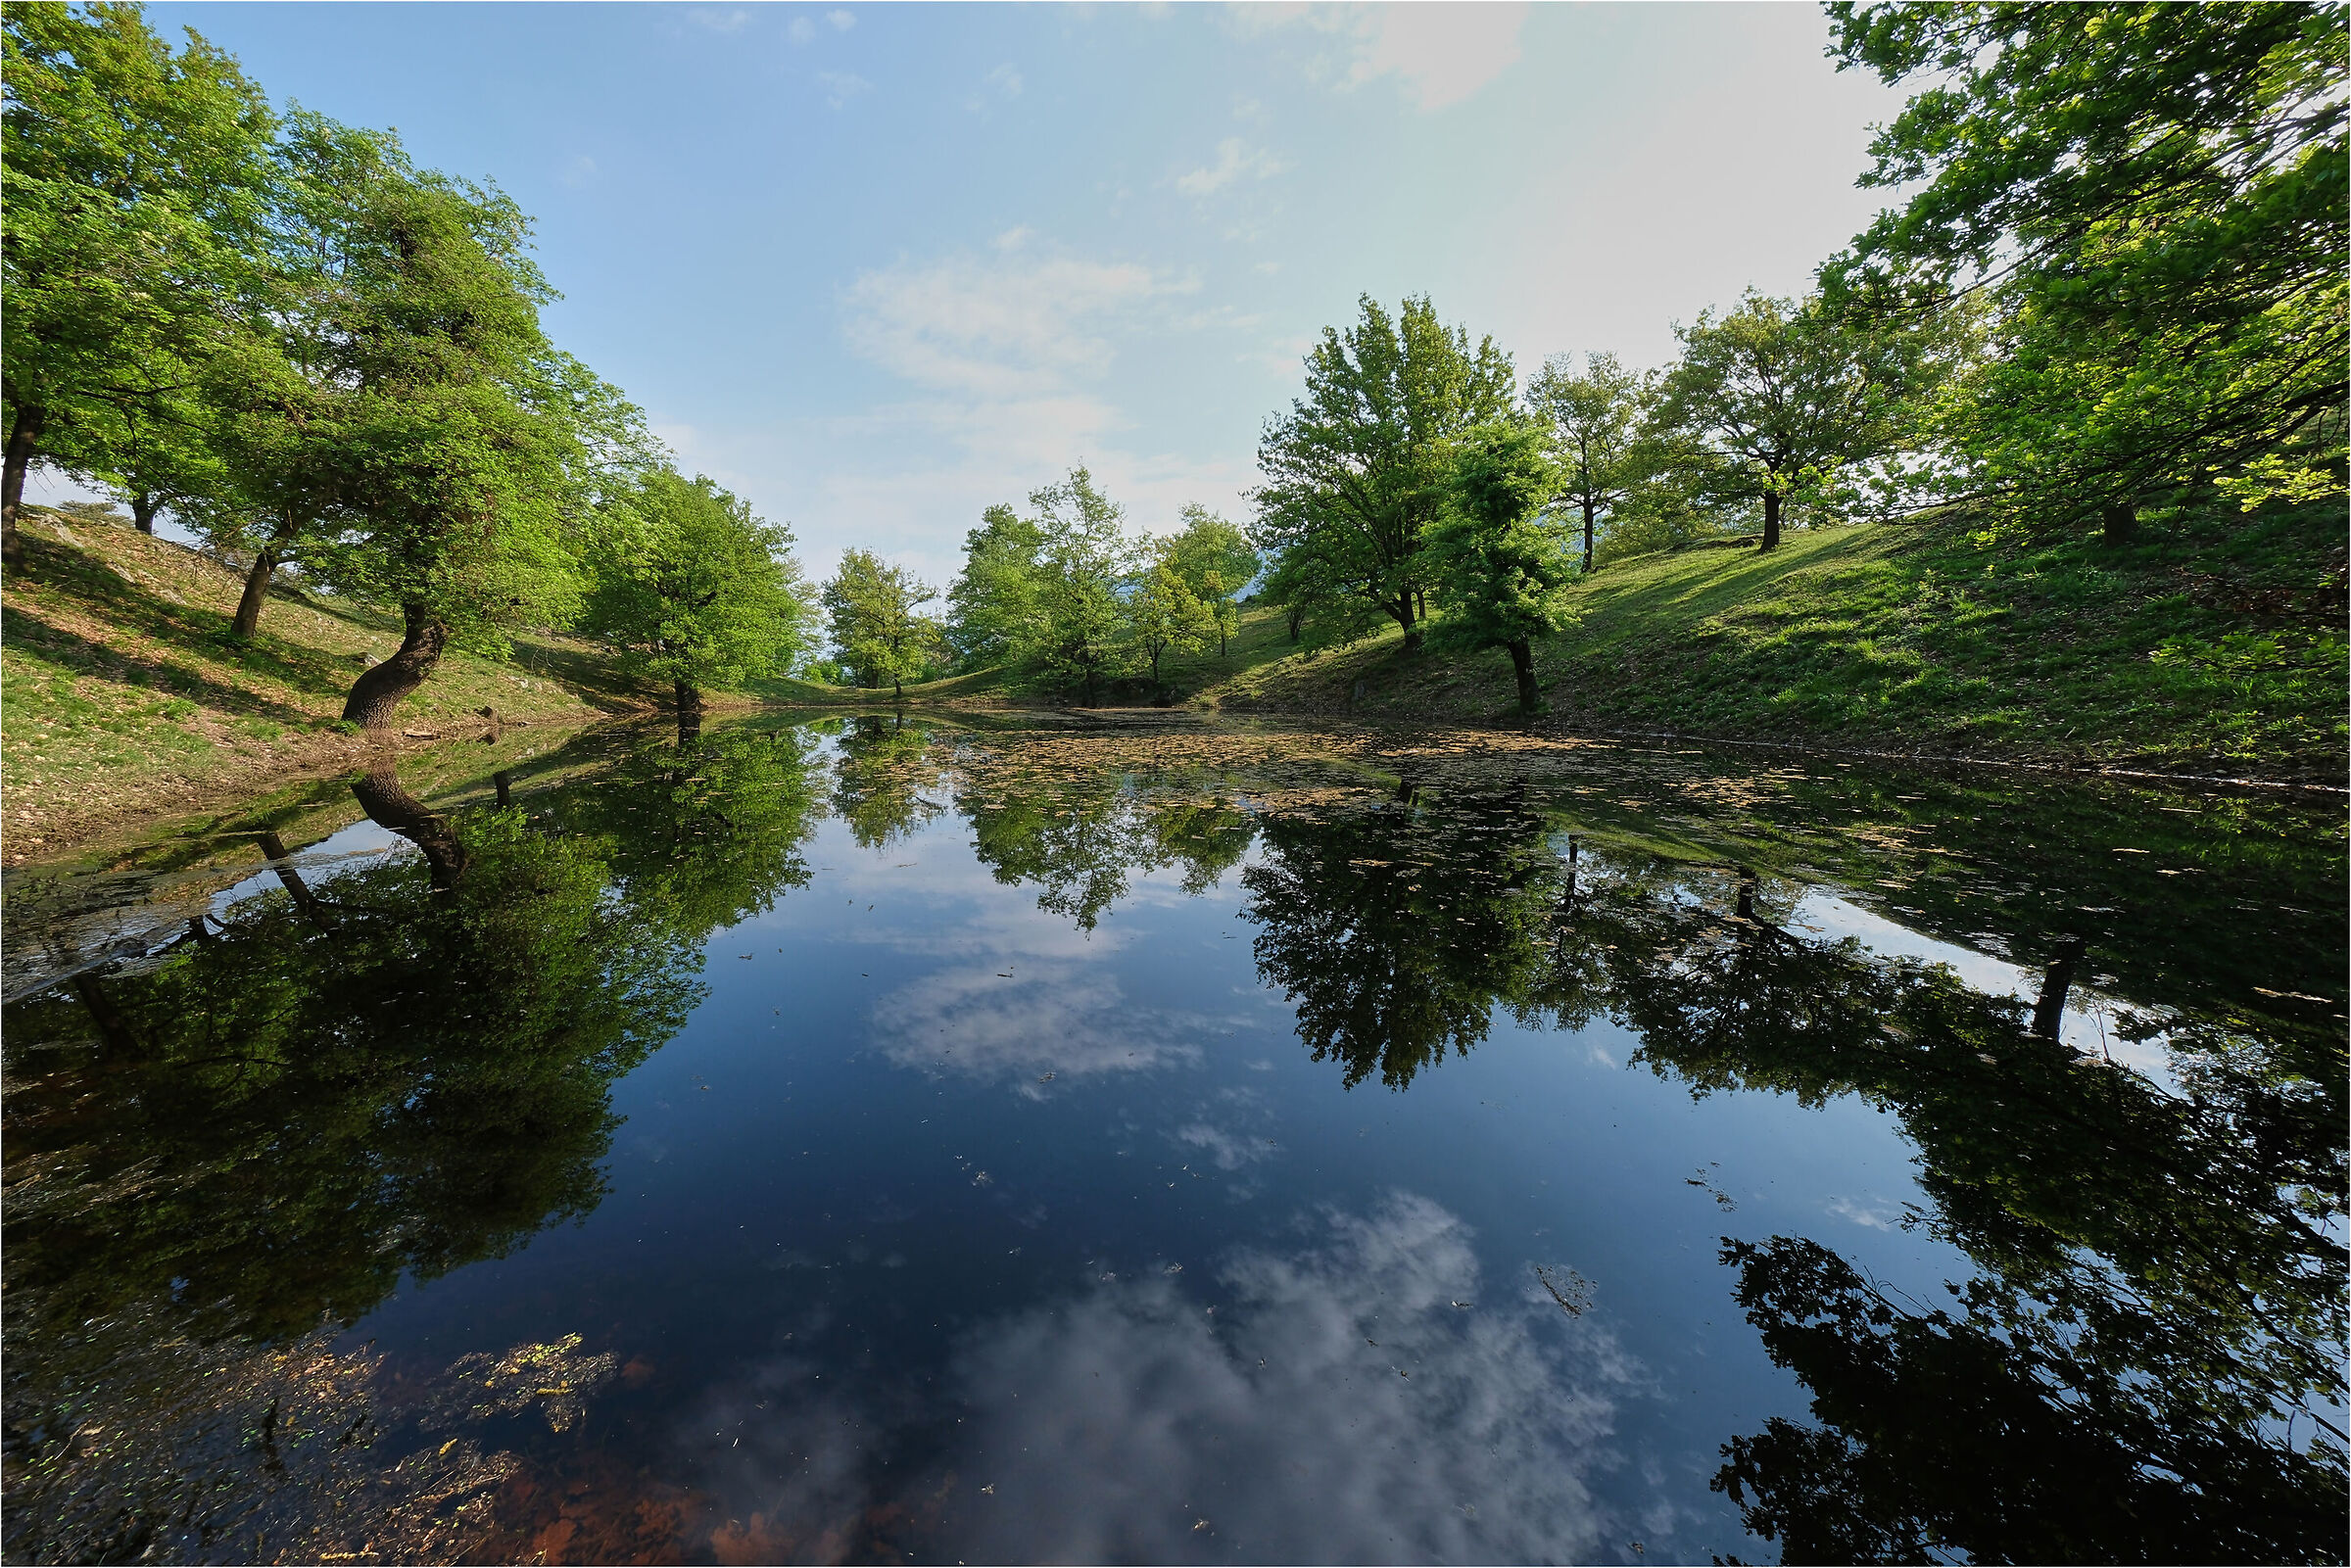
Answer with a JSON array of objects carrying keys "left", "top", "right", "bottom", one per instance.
[
  {"left": 4, "top": 722, "right": 822, "bottom": 1358},
  {"left": 828, "top": 714, "right": 949, "bottom": 850},
  {"left": 1235, "top": 787, "right": 2346, "bottom": 1560},
  {"left": 961, "top": 774, "right": 1254, "bottom": 932}
]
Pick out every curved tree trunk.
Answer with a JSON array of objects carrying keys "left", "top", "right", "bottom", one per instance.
[
  {"left": 350, "top": 761, "right": 468, "bottom": 890},
  {"left": 131, "top": 491, "right": 158, "bottom": 535},
  {"left": 1507, "top": 639, "right": 1540, "bottom": 713},
  {"left": 1760, "top": 491, "right": 1782, "bottom": 553},
  {"left": 3, "top": 403, "right": 43, "bottom": 576},
  {"left": 231, "top": 547, "right": 277, "bottom": 639},
  {"left": 2032, "top": 935, "right": 2087, "bottom": 1039},
  {"left": 343, "top": 603, "right": 449, "bottom": 729},
  {"left": 258, "top": 830, "right": 336, "bottom": 930}
]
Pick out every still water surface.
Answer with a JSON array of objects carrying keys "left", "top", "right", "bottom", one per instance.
[{"left": 4, "top": 714, "right": 2344, "bottom": 1564}]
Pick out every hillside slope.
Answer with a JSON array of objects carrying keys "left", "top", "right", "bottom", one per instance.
[
  {"left": 1206, "top": 502, "right": 2346, "bottom": 784},
  {"left": 1, "top": 512, "right": 663, "bottom": 854}
]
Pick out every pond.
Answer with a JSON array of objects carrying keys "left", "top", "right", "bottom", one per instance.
[{"left": 3, "top": 712, "right": 2344, "bottom": 1565}]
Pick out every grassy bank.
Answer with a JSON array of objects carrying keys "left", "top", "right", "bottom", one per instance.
[
  {"left": 0, "top": 511, "right": 670, "bottom": 855},
  {"left": 1202, "top": 500, "right": 2346, "bottom": 784}
]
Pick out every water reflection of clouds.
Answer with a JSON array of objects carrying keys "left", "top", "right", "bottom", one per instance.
[
  {"left": 686, "top": 1194, "right": 1644, "bottom": 1564},
  {"left": 868, "top": 962, "right": 1215, "bottom": 1086}
]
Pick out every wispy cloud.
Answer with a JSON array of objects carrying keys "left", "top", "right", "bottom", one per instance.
[
  {"left": 1232, "top": 2, "right": 1528, "bottom": 112},
  {"left": 687, "top": 7, "right": 751, "bottom": 33},
  {"left": 557, "top": 153, "right": 599, "bottom": 189},
  {"left": 1176, "top": 136, "right": 1287, "bottom": 197},
  {"left": 843, "top": 244, "right": 1195, "bottom": 400},
  {"left": 965, "top": 61, "right": 1025, "bottom": 113},
  {"left": 817, "top": 70, "right": 871, "bottom": 109}
]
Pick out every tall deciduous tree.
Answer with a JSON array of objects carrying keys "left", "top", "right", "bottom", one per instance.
[
  {"left": 1027, "top": 464, "right": 1133, "bottom": 703},
  {"left": 1424, "top": 421, "right": 1575, "bottom": 713},
  {"left": 1163, "top": 503, "right": 1259, "bottom": 657},
  {"left": 579, "top": 469, "right": 809, "bottom": 715},
  {"left": 1, "top": 2, "right": 275, "bottom": 574},
  {"left": 1254, "top": 295, "right": 1515, "bottom": 648},
  {"left": 944, "top": 501, "right": 1044, "bottom": 668},
  {"left": 1525, "top": 352, "right": 1650, "bottom": 574},
  {"left": 277, "top": 161, "right": 597, "bottom": 728},
  {"left": 1649, "top": 291, "right": 1926, "bottom": 551},
  {"left": 1126, "top": 551, "right": 1215, "bottom": 692},
  {"left": 822, "top": 548, "right": 943, "bottom": 702},
  {"left": 1825, "top": 2, "right": 2348, "bottom": 532}
]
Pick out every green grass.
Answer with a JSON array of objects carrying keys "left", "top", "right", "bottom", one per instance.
[
  {"left": 1203, "top": 498, "right": 2346, "bottom": 783},
  {"left": 1, "top": 511, "right": 638, "bottom": 850}
]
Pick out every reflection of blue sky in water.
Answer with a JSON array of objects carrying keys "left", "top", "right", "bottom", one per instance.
[{"left": 681, "top": 1192, "right": 1651, "bottom": 1565}]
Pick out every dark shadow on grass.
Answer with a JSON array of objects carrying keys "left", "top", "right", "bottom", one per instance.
[
  {"left": 4, "top": 607, "right": 325, "bottom": 730},
  {"left": 11, "top": 534, "right": 361, "bottom": 705}
]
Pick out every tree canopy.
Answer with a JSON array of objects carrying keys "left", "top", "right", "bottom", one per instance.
[{"left": 1253, "top": 295, "right": 1515, "bottom": 648}]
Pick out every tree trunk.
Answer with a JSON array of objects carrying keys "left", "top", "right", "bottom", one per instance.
[
  {"left": 3, "top": 403, "right": 43, "bottom": 575},
  {"left": 493, "top": 770, "right": 512, "bottom": 809},
  {"left": 893, "top": 676, "right": 903, "bottom": 702},
  {"left": 258, "top": 830, "right": 336, "bottom": 930},
  {"left": 1760, "top": 491, "right": 1782, "bottom": 553},
  {"left": 72, "top": 973, "right": 143, "bottom": 1054},
  {"left": 2032, "top": 934, "right": 2087, "bottom": 1039},
  {"left": 1392, "top": 593, "right": 1422, "bottom": 652},
  {"left": 131, "top": 491, "right": 158, "bottom": 535},
  {"left": 674, "top": 678, "right": 704, "bottom": 716},
  {"left": 350, "top": 762, "right": 468, "bottom": 890},
  {"left": 231, "top": 547, "right": 277, "bottom": 639},
  {"left": 1507, "top": 639, "right": 1539, "bottom": 713},
  {"left": 342, "top": 601, "right": 449, "bottom": 730},
  {"left": 2101, "top": 500, "right": 2137, "bottom": 546},
  {"left": 1287, "top": 604, "right": 1303, "bottom": 643},
  {"left": 1150, "top": 645, "right": 1163, "bottom": 689},
  {"left": 1581, "top": 498, "right": 1597, "bottom": 574}
]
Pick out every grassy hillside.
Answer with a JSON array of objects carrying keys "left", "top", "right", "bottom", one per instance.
[
  {"left": 0, "top": 511, "right": 666, "bottom": 854},
  {"left": 1204, "top": 499, "right": 2346, "bottom": 784}
]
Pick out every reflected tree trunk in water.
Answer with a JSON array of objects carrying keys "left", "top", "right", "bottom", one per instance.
[
  {"left": 676, "top": 706, "right": 702, "bottom": 745},
  {"left": 2033, "top": 934, "right": 2087, "bottom": 1039},
  {"left": 71, "top": 973, "right": 142, "bottom": 1054},
  {"left": 258, "top": 831, "right": 337, "bottom": 930},
  {"left": 351, "top": 764, "right": 468, "bottom": 890}
]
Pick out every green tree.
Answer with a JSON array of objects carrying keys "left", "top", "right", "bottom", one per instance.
[
  {"left": 1424, "top": 421, "right": 1575, "bottom": 714},
  {"left": 944, "top": 501, "right": 1044, "bottom": 668},
  {"left": 1126, "top": 551, "right": 1215, "bottom": 692},
  {"left": 1, "top": 2, "right": 275, "bottom": 575},
  {"left": 1525, "top": 352, "right": 1650, "bottom": 574},
  {"left": 579, "top": 468, "right": 808, "bottom": 715},
  {"left": 1163, "top": 503, "right": 1260, "bottom": 656},
  {"left": 241, "top": 148, "right": 612, "bottom": 727},
  {"left": 1825, "top": 2, "right": 2348, "bottom": 533},
  {"left": 1649, "top": 291, "right": 1928, "bottom": 552},
  {"left": 1253, "top": 295, "right": 1516, "bottom": 648},
  {"left": 821, "top": 547, "right": 944, "bottom": 701},
  {"left": 1026, "top": 464, "right": 1134, "bottom": 703}
]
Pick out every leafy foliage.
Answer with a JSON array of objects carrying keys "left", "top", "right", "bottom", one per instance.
[
  {"left": 579, "top": 469, "right": 809, "bottom": 708},
  {"left": 1825, "top": 1, "right": 2349, "bottom": 522},
  {"left": 1254, "top": 295, "right": 1516, "bottom": 648},
  {"left": 1423, "top": 420, "right": 1576, "bottom": 712},
  {"left": 822, "top": 547, "right": 945, "bottom": 699}
]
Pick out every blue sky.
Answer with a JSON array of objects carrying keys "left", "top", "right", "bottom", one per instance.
[{"left": 72, "top": 2, "right": 1911, "bottom": 587}]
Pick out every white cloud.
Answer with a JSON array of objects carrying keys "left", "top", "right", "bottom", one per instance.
[
  {"left": 1175, "top": 136, "right": 1287, "bottom": 197},
  {"left": 842, "top": 247, "right": 1193, "bottom": 400},
  {"left": 687, "top": 7, "right": 750, "bottom": 33},
  {"left": 817, "top": 70, "right": 871, "bottom": 109},
  {"left": 827, "top": 8, "right": 855, "bottom": 29},
  {"left": 1232, "top": 2, "right": 1528, "bottom": 112},
  {"left": 786, "top": 14, "right": 816, "bottom": 44}
]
